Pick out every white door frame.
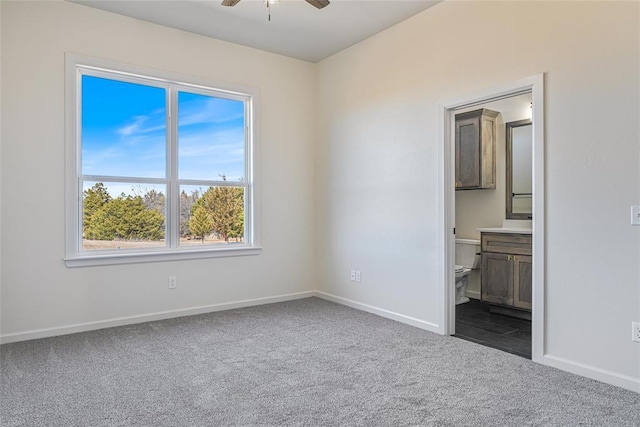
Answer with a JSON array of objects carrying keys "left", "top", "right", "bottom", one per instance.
[{"left": 437, "top": 74, "right": 545, "bottom": 362}]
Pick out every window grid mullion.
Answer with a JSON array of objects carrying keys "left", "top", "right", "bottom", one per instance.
[
  {"left": 177, "top": 179, "right": 246, "bottom": 188},
  {"left": 80, "top": 175, "right": 170, "bottom": 185},
  {"left": 169, "top": 87, "right": 179, "bottom": 249}
]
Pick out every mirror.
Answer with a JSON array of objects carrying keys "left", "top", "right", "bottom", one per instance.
[{"left": 506, "top": 119, "right": 532, "bottom": 219}]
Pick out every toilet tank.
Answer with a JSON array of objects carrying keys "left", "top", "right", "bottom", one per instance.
[{"left": 455, "top": 238, "right": 481, "bottom": 269}]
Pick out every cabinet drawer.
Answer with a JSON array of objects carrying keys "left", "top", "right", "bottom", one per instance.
[{"left": 481, "top": 233, "right": 532, "bottom": 256}]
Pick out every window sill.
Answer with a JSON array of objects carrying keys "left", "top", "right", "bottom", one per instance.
[{"left": 65, "top": 246, "right": 262, "bottom": 268}]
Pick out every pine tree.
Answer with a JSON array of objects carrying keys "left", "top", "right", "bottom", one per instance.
[
  {"left": 85, "top": 195, "right": 164, "bottom": 241},
  {"left": 195, "top": 185, "right": 244, "bottom": 242},
  {"left": 228, "top": 188, "right": 244, "bottom": 242},
  {"left": 188, "top": 206, "right": 213, "bottom": 243},
  {"left": 83, "top": 182, "right": 111, "bottom": 233}
]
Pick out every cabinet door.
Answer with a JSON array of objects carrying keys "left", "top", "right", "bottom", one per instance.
[
  {"left": 481, "top": 252, "right": 514, "bottom": 306},
  {"left": 480, "top": 115, "right": 496, "bottom": 188},
  {"left": 455, "top": 116, "right": 481, "bottom": 189},
  {"left": 513, "top": 255, "right": 532, "bottom": 310}
]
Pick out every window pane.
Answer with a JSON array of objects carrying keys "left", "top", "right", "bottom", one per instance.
[
  {"left": 82, "top": 75, "right": 166, "bottom": 178},
  {"left": 82, "top": 181, "right": 166, "bottom": 250},
  {"left": 178, "top": 92, "right": 245, "bottom": 181},
  {"left": 179, "top": 185, "right": 245, "bottom": 246}
]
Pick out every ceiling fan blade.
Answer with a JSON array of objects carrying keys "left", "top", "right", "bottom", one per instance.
[
  {"left": 221, "top": 0, "right": 241, "bottom": 6},
  {"left": 305, "top": 0, "right": 330, "bottom": 9}
]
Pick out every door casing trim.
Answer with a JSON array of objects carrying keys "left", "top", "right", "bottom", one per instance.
[{"left": 437, "top": 74, "right": 545, "bottom": 363}]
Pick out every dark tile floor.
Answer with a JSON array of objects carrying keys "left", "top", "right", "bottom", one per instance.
[{"left": 454, "top": 299, "right": 531, "bottom": 359}]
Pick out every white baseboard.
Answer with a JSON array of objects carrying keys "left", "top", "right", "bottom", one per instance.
[
  {"left": 0, "top": 291, "right": 315, "bottom": 344},
  {"left": 541, "top": 354, "right": 640, "bottom": 394},
  {"left": 316, "top": 291, "right": 639, "bottom": 394},
  {"left": 314, "top": 291, "right": 441, "bottom": 334},
  {"left": 3, "top": 289, "right": 637, "bottom": 395}
]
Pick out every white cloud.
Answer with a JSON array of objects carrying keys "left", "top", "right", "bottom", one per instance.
[
  {"left": 178, "top": 97, "right": 244, "bottom": 127},
  {"left": 117, "top": 115, "right": 148, "bottom": 136}
]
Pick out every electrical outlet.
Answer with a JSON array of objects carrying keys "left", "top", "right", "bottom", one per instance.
[
  {"left": 631, "top": 206, "right": 640, "bottom": 226},
  {"left": 350, "top": 270, "right": 356, "bottom": 281},
  {"left": 355, "top": 270, "right": 362, "bottom": 283},
  {"left": 632, "top": 322, "right": 640, "bottom": 343},
  {"left": 168, "top": 276, "right": 177, "bottom": 289}
]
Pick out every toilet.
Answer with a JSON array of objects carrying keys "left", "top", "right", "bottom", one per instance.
[{"left": 455, "top": 239, "right": 481, "bottom": 305}]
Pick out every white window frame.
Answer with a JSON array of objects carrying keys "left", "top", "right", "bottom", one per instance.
[{"left": 65, "top": 54, "right": 261, "bottom": 267}]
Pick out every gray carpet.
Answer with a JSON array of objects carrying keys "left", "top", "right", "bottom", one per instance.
[{"left": 1, "top": 298, "right": 639, "bottom": 426}]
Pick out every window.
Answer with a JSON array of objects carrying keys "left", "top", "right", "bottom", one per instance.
[{"left": 65, "top": 55, "right": 260, "bottom": 266}]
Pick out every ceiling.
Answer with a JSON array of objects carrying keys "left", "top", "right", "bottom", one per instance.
[{"left": 72, "top": 0, "right": 441, "bottom": 63}]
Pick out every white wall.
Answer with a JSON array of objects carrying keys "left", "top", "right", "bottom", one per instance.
[
  {"left": 0, "top": 1, "right": 317, "bottom": 338},
  {"left": 316, "top": 1, "right": 640, "bottom": 391},
  {"left": 0, "top": 2, "right": 3, "bottom": 336}
]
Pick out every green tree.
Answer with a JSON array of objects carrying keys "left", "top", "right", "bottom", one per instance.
[
  {"left": 228, "top": 188, "right": 244, "bottom": 242},
  {"left": 195, "top": 185, "right": 244, "bottom": 242},
  {"left": 188, "top": 206, "right": 213, "bottom": 243},
  {"left": 83, "top": 182, "right": 112, "bottom": 233},
  {"left": 85, "top": 195, "right": 164, "bottom": 241}
]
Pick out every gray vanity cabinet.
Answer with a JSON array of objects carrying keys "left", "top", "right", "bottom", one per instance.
[
  {"left": 481, "top": 232, "right": 532, "bottom": 311},
  {"left": 481, "top": 252, "right": 513, "bottom": 306},
  {"left": 513, "top": 254, "right": 532, "bottom": 310},
  {"left": 455, "top": 108, "right": 499, "bottom": 190}
]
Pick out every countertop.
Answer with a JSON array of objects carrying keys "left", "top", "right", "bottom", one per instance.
[{"left": 477, "top": 227, "right": 532, "bottom": 235}]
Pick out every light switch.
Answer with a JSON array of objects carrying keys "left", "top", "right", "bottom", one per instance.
[{"left": 632, "top": 206, "right": 640, "bottom": 226}]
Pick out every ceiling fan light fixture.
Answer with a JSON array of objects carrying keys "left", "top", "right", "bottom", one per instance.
[
  {"left": 305, "top": 0, "right": 330, "bottom": 9},
  {"left": 222, "top": 0, "right": 330, "bottom": 10}
]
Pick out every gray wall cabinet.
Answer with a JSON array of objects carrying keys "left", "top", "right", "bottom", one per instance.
[{"left": 455, "top": 108, "right": 499, "bottom": 190}]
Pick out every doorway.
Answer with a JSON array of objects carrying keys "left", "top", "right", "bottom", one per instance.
[{"left": 438, "top": 75, "right": 545, "bottom": 362}]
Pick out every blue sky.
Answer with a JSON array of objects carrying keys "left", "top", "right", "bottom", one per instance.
[{"left": 82, "top": 75, "right": 246, "bottom": 194}]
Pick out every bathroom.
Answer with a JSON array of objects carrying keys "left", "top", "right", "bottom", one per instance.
[{"left": 453, "top": 92, "right": 533, "bottom": 359}]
